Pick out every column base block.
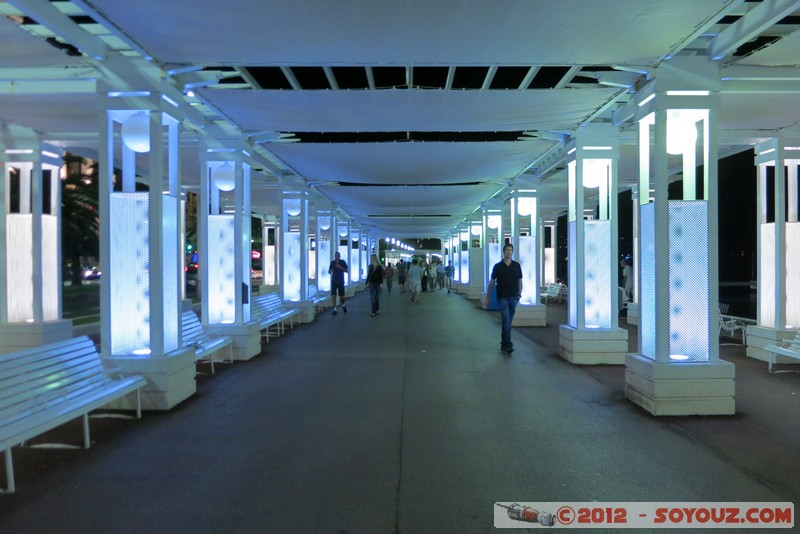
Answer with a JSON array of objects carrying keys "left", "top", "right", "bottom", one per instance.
[
  {"left": 624, "top": 353, "right": 735, "bottom": 416},
  {"left": 104, "top": 348, "right": 196, "bottom": 411},
  {"left": 0, "top": 319, "right": 74, "bottom": 354},
  {"left": 625, "top": 303, "right": 639, "bottom": 326},
  {"left": 745, "top": 325, "right": 796, "bottom": 363},
  {"left": 289, "top": 301, "right": 316, "bottom": 324},
  {"left": 558, "top": 325, "right": 628, "bottom": 364},
  {"left": 465, "top": 284, "right": 483, "bottom": 299},
  {"left": 208, "top": 322, "right": 262, "bottom": 361},
  {"left": 512, "top": 304, "right": 547, "bottom": 327}
]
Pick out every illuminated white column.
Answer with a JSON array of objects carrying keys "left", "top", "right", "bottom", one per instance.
[
  {"left": 746, "top": 138, "right": 800, "bottom": 365},
  {"left": 626, "top": 187, "right": 642, "bottom": 325},
  {"left": 559, "top": 124, "right": 627, "bottom": 364},
  {"left": 542, "top": 221, "right": 557, "bottom": 285},
  {"left": 316, "top": 209, "right": 334, "bottom": 293},
  {"left": 99, "top": 91, "right": 194, "bottom": 410},
  {"left": 624, "top": 57, "right": 733, "bottom": 416},
  {"left": 0, "top": 130, "right": 71, "bottom": 353},
  {"left": 509, "top": 191, "right": 546, "bottom": 326},
  {"left": 280, "top": 191, "right": 308, "bottom": 302}
]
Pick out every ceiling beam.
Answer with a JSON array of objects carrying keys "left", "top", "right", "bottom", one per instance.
[
  {"left": 8, "top": 0, "right": 107, "bottom": 60},
  {"left": 710, "top": 0, "right": 800, "bottom": 60}
]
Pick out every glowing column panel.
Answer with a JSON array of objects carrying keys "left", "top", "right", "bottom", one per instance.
[
  {"left": 640, "top": 203, "right": 656, "bottom": 359},
  {"left": 338, "top": 245, "right": 350, "bottom": 285},
  {"left": 318, "top": 240, "right": 331, "bottom": 291},
  {"left": 282, "top": 231, "right": 302, "bottom": 301},
  {"left": 584, "top": 220, "right": 611, "bottom": 328},
  {"left": 544, "top": 248, "right": 556, "bottom": 285},
  {"left": 208, "top": 214, "right": 236, "bottom": 323},
  {"left": 668, "top": 201, "right": 709, "bottom": 362},
  {"left": 264, "top": 246, "right": 276, "bottom": 286},
  {"left": 41, "top": 215, "right": 58, "bottom": 321},
  {"left": 460, "top": 247, "right": 469, "bottom": 284},
  {"left": 568, "top": 221, "right": 577, "bottom": 327},
  {"left": 109, "top": 193, "right": 150, "bottom": 355},
  {"left": 6, "top": 214, "right": 33, "bottom": 322},
  {"left": 519, "top": 236, "right": 537, "bottom": 305},
  {"left": 786, "top": 223, "right": 800, "bottom": 328},
  {"left": 161, "top": 196, "right": 179, "bottom": 350},
  {"left": 760, "top": 224, "right": 776, "bottom": 328},
  {"left": 488, "top": 243, "right": 501, "bottom": 274}
]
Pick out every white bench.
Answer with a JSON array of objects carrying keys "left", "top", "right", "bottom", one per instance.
[
  {"left": 764, "top": 331, "right": 800, "bottom": 374},
  {"left": 540, "top": 284, "right": 563, "bottom": 304},
  {"left": 181, "top": 311, "right": 234, "bottom": 374},
  {"left": 251, "top": 293, "right": 299, "bottom": 342},
  {"left": 307, "top": 284, "right": 331, "bottom": 314},
  {"left": 0, "top": 336, "right": 147, "bottom": 493}
]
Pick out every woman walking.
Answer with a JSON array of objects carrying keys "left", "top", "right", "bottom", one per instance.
[{"left": 367, "top": 254, "right": 384, "bottom": 317}]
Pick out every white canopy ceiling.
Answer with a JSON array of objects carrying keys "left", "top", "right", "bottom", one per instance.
[{"left": 2, "top": 0, "right": 799, "bottom": 238}]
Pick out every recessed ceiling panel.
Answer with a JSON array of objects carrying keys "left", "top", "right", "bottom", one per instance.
[
  {"left": 266, "top": 141, "right": 555, "bottom": 185},
  {"left": 89, "top": 0, "right": 734, "bottom": 66},
  {"left": 200, "top": 88, "right": 620, "bottom": 133}
]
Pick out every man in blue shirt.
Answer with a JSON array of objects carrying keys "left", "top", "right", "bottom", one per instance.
[
  {"left": 328, "top": 252, "right": 349, "bottom": 315},
  {"left": 486, "top": 244, "right": 523, "bottom": 354}
]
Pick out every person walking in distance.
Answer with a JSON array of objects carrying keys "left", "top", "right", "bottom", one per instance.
[
  {"left": 444, "top": 261, "right": 455, "bottom": 293},
  {"left": 328, "top": 251, "right": 349, "bottom": 315},
  {"left": 485, "top": 243, "right": 523, "bottom": 354},
  {"left": 620, "top": 258, "right": 633, "bottom": 300},
  {"left": 407, "top": 259, "right": 423, "bottom": 304},
  {"left": 367, "top": 254, "right": 384, "bottom": 317},
  {"left": 383, "top": 262, "right": 394, "bottom": 292},
  {"left": 396, "top": 259, "right": 407, "bottom": 293}
]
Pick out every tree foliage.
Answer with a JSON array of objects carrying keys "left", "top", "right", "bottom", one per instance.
[{"left": 61, "top": 154, "right": 99, "bottom": 285}]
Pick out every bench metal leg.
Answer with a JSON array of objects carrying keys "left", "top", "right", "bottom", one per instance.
[
  {"left": 82, "top": 413, "right": 91, "bottom": 449},
  {"left": 3, "top": 449, "right": 14, "bottom": 493}
]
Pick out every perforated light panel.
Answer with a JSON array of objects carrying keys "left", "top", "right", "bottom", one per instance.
[
  {"left": 338, "top": 245, "right": 350, "bottom": 285},
  {"left": 584, "top": 220, "right": 611, "bottom": 328},
  {"left": 41, "top": 215, "right": 58, "bottom": 321},
  {"left": 6, "top": 214, "right": 33, "bottom": 322},
  {"left": 282, "top": 231, "right": 301, "bottom": 301},
  {"left": 317, "top": 240, "right": 330, "bottom": 291},
  {"left": 460, "top": 248, "right": 469, "bottom": 284},
  {"left": 786, "top": 222, "right": 800, "bottom": 328},
  {"left": 110, "top": 193, "right": 150, "bottom": 355},
  {"left": 668, "top": 201, "right": 709, "bottom": 362},
  {"left": 568, "top": 220, "right": 577, "bottom": 327},
  {"left": 519, "top": 236, "right": 537, "bottom": 305},
  {"left": 640, "top": 203, "right": 656, "bottom": 359},
  {"left": 544, "top": 248, "right": 556, "bottom": 284},
  {"left": 208, "top": 215, "right": 236, "bottom": 323},
  {"left": 162, "top": 196, "right": 179, "bottom": 351},
  {"left": 760, "top": 224, "right": 775, "bottom": 328},
  {"left": 265, "top": 246, "right": 276, "bottom": 285},
  {"left": 489, "top": 243, "right": 501, "bottom": 275}
]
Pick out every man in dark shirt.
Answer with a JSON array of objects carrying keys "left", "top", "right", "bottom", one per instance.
[
  {"left": 486, "top": 243, "right": 523, "bottom": 354},
  {"left": 328, "top": 251, "right": 348, "bottom": 315}
]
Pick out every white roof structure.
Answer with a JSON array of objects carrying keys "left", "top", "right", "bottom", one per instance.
[{"left": 2, "top": 0, "right": 800, "bottom": 237}]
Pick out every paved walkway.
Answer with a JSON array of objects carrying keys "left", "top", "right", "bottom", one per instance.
[{"left": 1, "top": 287, "right": 797, "bottom": 533}]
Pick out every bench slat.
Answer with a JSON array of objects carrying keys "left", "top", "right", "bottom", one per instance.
[{"left": 0, "top": 336, "right": 146, "bottom": 492}]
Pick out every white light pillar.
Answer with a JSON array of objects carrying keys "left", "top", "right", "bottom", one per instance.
[
  {"left": 559, "top": 124, "right": 628, "bottom": 363},
  {"left": 0, "top": 129, "right": 71, "bottom": 353},
  {"left": 746, "top": 138, "right": 800, "bottom": 365},
  {"left": 466, "top": 217, "right": 484, "bottom": 299},
  {"left": 200, "top": 140, "right": 260, "bottom": 359},
  {"left": 510, "top": 190, "right": 546, "bottom": 326},
  {"left": 100, "top": 90, "right": 193, "bottom": 410},
  {"left": 626, "top": 186, "right": 642, "bottom": 325},
  {"left": 316, "top": 208, "right": 334, "bottom": 293},
  {"left": 624, "top": 57, "right": 734, "bottom": 416}
]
